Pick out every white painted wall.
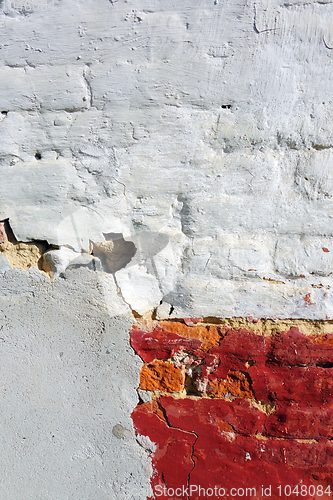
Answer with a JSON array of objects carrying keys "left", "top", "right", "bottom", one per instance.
[
  {"left": 0, "top": 0, "right": 333, "bottom": 497},
  {"left": 2, "top": 0, "right": 333, "bottom": 319}
]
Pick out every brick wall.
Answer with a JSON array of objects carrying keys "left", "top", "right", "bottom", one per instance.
[{"left": 131, "top": 319, "right": 333, "bottom": 499}]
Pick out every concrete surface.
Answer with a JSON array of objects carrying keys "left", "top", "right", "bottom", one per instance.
[{"left": 0, "top": 267, "right": 152, "bottom": 499}]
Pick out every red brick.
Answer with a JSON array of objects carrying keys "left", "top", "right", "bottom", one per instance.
[
  {"left": 130, "top": 326, "right": 201, "bottom": 362},
  {"left": 269, "top": 327, "right": 333, "bottom": 367}
]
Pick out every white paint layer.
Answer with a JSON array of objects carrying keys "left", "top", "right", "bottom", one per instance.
[{"left": 1, "top": 0, "right": 333, "bottom": 318}]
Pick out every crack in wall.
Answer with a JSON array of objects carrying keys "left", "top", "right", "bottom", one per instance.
[
  {"left": 156, "top": 398, "right": 198, "bottom": 500},
  {"left": 131, "top": 319, "right": 333, "bottom": 498}
]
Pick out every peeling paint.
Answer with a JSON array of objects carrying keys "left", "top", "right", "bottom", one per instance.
[{"left": 131, "top": 320, "right": 333, "bottom": 499}]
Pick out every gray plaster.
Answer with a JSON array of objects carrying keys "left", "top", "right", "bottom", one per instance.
[{"left": 0, "top": 267, "right": 151, "bottom": 500}]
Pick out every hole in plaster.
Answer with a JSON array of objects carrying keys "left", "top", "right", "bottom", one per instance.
[
  {"left": 1, "top": 111, "right": 8, "bottom": 115},
  {"left": 221, "top": 104, "right": 232, "bottom": 109},
  {"left": 0, "top": 218, "right": 53, "bottom": 274},
  {"left": 90, "top": 233, "right": 136, "bottom": 273},
  {"left": 35, "top": 152, "right": 42, "bottom": 160}
]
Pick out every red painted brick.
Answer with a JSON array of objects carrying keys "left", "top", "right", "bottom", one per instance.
[
  {"left": 130, "top": 323, "right": 333, "bottom": 498},
  {"left": 269, "top": 327, "right": 333, "bottom": 367},
  {"left": 132, "top": 401, "right": 196, "bottom": 499},
  {"left": 130, "top": 326, "right": 201, "bottom": 362},
  {"left": 265, "top": 403, "right": 333, "bottom": 440},
  {"left": 263, "top": 366, "right": 333, "bottom": 407},
  {"left": 161, "top": 397, "right": 265, "bottom": 439}
]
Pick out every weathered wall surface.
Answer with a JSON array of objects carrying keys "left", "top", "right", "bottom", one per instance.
[
  {"left": 1, "top": 0, "right": 333, "bottom": 498},
  {"left": 0, "top": 268, "right": 153, "bottom": 500},
  {"left": 1, "top": 0, "right": 333, "bottom": 318},
  {"left": 131, "top": 320, "right": 333, "bottom": 499}
]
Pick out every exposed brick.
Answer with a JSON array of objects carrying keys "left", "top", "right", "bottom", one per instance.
[
  {"left": 132, "top": 401, "right": 195, "bottom": 496},
  {"left": 263, "top": 366, "right": 333, "bottom": 407},
  {"left": 157, "top": 321, "right": 222, "bottom": 351},
  {"left": 206, "top": 370, "right": 254, "bottom": 399},
  {"left": 131, "top": 326, "right": 202, "bottom": 362},
  {"left": 269, "top": 327, "right": 333, "bottom": 366},
  {"left": 131, "top": 321, "right": 333, "bottom": 498},
  {"left": 0, "top": 222, "right": 8, "bottom": 244},
  {"left": 265, "top": 404, "right": 333, "bottom": 440},
  {"left": 209, "top": 329, "right": 270, "bottom": 379},
  {"left": 139, "top": 360, "right": 185, "bottom": 393},
  {"left": 161, "top": 397, "right": 265, "bottom": 438},
  {"left": 132, "top": 396, "right": 333, "bottom": 500}
]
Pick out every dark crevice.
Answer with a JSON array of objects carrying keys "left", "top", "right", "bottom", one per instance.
[
  {"left": 185, "top": 373, "right": 201, "bottom": 396},
  {"left": 155, "top": 399, "right": 172, "bottom": 428},
  {"left": 267, "top": 359, "right": 333, "bottom": 369},
  {"left": 1, "top": 218, "right": 52, "bottom": 250},
  {"left": 187, "top": 433, "right": 198, "bottom": 500},
  {"left": 323, "top": 37, "right": 333, "bottom": 50},
  {"left": 202, "top": 316, "right": 224, "bottom": 324},
  {"left": 136, "top": 389, "right": 145, "bottom": 405},
  {"left": 131, "top": 309, "right": 142, "bottom": 319},
  {"left": 318, "top": 362, "right": 333, "bottom": 368},
  {"left": 311, "top": 144, "right": 333, "bottom": 151},
  {"left": 253, "top": 4, "right": 278, "bottom": 34},
  {"left": 1, "top": 218, "right": 17, "bottom": 244},
  {"left": 151, "top": 307, "right": 158, "bottom": 321}
]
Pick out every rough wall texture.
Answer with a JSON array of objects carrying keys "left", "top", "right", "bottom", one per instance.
[
  {"left": 2, "top": 0, "right": 333, "bottom": 318},
  {"left": 1, "top": 0, "right": 333, "bottom": 498},
  {"left": 131, "top": 320, "right": 333, "bottom": 499}
]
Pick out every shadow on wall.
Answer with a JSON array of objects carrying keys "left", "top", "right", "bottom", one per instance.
[
  {"left": 0, "top": 217, "right": 170, "bottom": 278},
  {"left": 90, "top": 233, "right": 137, "bottom": 273}
]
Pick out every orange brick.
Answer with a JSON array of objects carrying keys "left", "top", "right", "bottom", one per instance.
[{"left": 140, "top": 360, "right": 185, "bottom": 392}]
